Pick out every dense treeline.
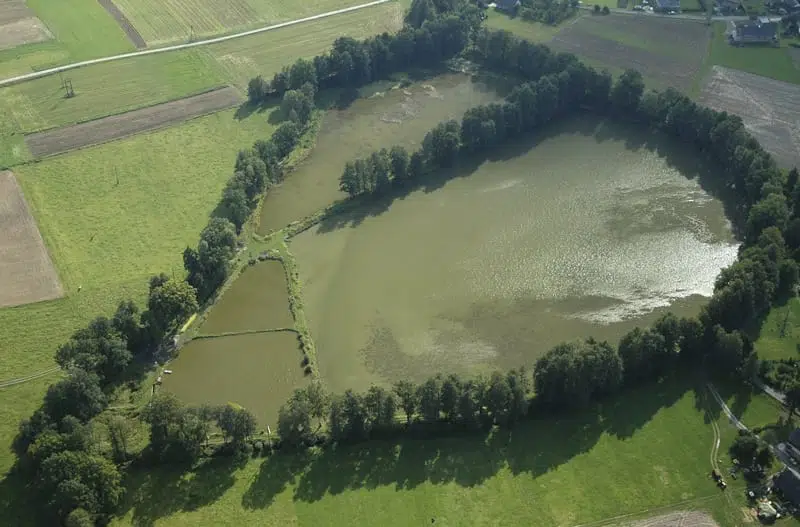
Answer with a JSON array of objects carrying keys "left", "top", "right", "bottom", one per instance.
[
  {"left": 15, "top": 274, "right": 200, "bottom": 524},
  {"left": 335, "top": 28, "right": 800, "bottom": 428},
  {"left": 11, "top": 3, "right": 488, "bottom": 525},
  {"left": 247, "top": 0, "right": 479, "bottom": 105}
]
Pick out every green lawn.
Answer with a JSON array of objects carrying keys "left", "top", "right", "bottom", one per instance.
[
  {"left": 207, "top": 2, "right": 403, "bottom": 89},
  {"left": 754, "top": 297, "right": 800, "bottom": 362},
  {"left": 113, "top": 0, "right": 376, "bottom": 46},
  {"left": 0, "top": 49, "right": 226, "bottom": 134},
  {"left": 105, "top": 378, "right": 751, "bottom": 527},
  {"left": 706, "top": 22, "right": 800, "bottom": 85},
  {"left": 484, "top": 10, "right": 565, "bottom": 43}
]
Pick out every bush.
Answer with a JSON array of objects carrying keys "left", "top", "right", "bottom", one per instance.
[
  {"left": 601, "top": 5, "right": 610, "bottom": 13},
  {"left": 65, "top": 508, "right": 94, "bottom": 527}
]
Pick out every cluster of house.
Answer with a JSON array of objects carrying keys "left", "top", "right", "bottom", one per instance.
[
  {"left": 728, "top": 16, "right": 781, "bottom": 45},
  {"left": 773, "top": 429, "right": 800, "bottom": 506}
]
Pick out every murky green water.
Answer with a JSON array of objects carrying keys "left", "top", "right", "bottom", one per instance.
[
  {"left": 257, "top": 73, "right": 503, "bottom": 234},
  {"left": 199, "top": 261, "right": 292, "bottom": 335},
  {"left": 291, "top": 118, "right": 740, "bottom": 394},
  {"left": 163, "top": 332, "right": 307, "bottom": 426}
]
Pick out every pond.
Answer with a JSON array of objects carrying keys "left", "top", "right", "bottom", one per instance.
[
  {"left": 199, "top": 261, "right": 293, "bottom": 335},
  {"left": 162, "top": 331, "right": 306, "bottom": 426},
  {"left": 291, "top": 117, "right": 740, "bottom": 394},
  {"left": 257, "top": 73, "right": 504, "bottom": 234}
]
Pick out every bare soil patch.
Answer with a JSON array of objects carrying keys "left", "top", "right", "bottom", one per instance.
[
  {"left": 0, "top": 171, "right": 63, "bottom": 308},
  {"left": 605, "top": 511, "right": 719, "bottom": 527},
  {"left": 550, "top": 16, "right": 709, "bottom": 90},
  {"left": 699, "top": 66, "right": 800, "bottom": 169},
  {"left": 25, "top": 86, "right": 243, "bottom": 158},
  {"left": 0, "top": 0, "right": 52, "bottom": 50},
  {"left": 97, "top": 0, "right": 146, "bottom": 49}
]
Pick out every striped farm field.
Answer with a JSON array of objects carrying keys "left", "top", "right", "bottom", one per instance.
[
  {"left": 0, "top": 49, "right": 226, "bottom": 134},
  {"left": 113, "top": 0, "right": 378, "bottom": 46},
  {"left": 208, "top": 1, "right": 404, "bottom": 88}
]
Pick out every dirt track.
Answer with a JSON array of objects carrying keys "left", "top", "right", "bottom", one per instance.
[
  {"left": 0, "top": 171, "right": 63, "bottom": 308},
  {"left": 699, "top": 66, "right": 800, "bottom": 170},
  {"left": 25, "top": 86, "right": 243, "bottom": 157},
  {"left": 96, "top": 0, "right": 146, "bottom": 49},
  {"left": 0, "top": 0, "right": 51, "bottom": 50}
]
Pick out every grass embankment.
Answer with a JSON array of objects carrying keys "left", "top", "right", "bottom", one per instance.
[
  {"left": 0, "top": 108, "right": 276, "bottom": 474},
  {"left": 112, "top": 0, "right": 379, "bottom": 46},
  {"left": 754, "top": 297, "right": 800, "bottom": 362},
  {"left": 110, "top": 377, "right": 749, "bottom": 527},
  {"left": 706, "top": 22, "right": 800, "bottom": 85}
]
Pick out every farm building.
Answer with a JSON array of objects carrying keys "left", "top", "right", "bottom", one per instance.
[
  {"left": 728, "top": 18, "right": 779, "bottom": 45},
  {"left": 654, "top": 0, "right": 681, "bottom": 11},
  {"left": 773, "top": 469, "right": 800, "bottom": 505}
]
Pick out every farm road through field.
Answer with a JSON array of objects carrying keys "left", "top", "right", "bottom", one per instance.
[
  {"left": 0, "top": 171, "right": 63, "bottom": 308},
  {"left": 25, "top": 86, "right": 243, "bottom": 157},
  {"left": 0, "top": 0, "right": 390, "bottom": 88},
  {"left": 97, "top": 0, "right": 146, "bottom": 49},
  {"left": 699, "top": 66, "right": 800, "bottom": 170}
]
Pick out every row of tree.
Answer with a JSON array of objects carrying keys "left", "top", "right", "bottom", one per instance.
[
  {"left": 247, "top": 5, "right": 478, "bottom": 104},
  {"left": 277, "top": 371, "right": 532, "bottom": 446},
  {"left": 141, "top": 393, "right": 257, "bottom": 463},
  {"left": 185, "top": 86, "right": 314, "bottom": 302}
]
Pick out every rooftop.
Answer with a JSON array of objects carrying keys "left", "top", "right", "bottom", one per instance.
[{"left": 774, "top": 469, "right": 800, "bottom": 505}]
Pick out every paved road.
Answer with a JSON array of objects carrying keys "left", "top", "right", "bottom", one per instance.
[{"left": 0, "top": 0, "right": 391, "bottom": 88}]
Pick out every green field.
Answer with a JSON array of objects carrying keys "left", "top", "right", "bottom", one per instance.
[
  {"left": 107, "top": 378, "right": 748, "bottom": 527},
  {"left": 208, "top": 2, "right": 403, "bottom": 88},
  {"left": 113, "top": 0, "right": 375, "bottom": 46},
  {"left": 754, "top": 297, "right": 800, "bottom": 362},
  {"left": 0, "top": 49, "right": 226, "bottom": 134},
  {"left": 0, "top": 108, "right": 277, "bottom": 478},
  {"left": 484, "top": 10, "right": 564, "bottom": 43},
  {"left": 706, "top": 22, "right": 800, "bottom": 85},
  {"left": 0, "top": 0, "right": 134, "bottom": 79}
]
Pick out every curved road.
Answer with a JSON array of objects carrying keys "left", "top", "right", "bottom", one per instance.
[{"left": 0, "top": 0, "right": 391, "bottom": 88}]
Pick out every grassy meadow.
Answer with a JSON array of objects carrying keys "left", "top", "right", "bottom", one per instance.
[
  {"left": 207, "top": 2, "right": 403, "bottom": 88},
  {"left": 0, "top": 49, "right": 226, "bottom": 134},
  {"left": 706, "top": 23, "right": 800, "bottom": 85},
  {"left": 107, "top": 378, "right": 748, "bottom": 527},
  {"left": 112, "top": 0, "right": 376, "bottom": 46},
  {"left": 754, "top": 297, "right": 800, "bottom": 362},
  {"left": 483, "top": 10, "right": 564, "bottom": 43},
  {"left": 0, "top": 0, "right": 133, "bottom": 79},
  {"left": 0, "top": 107, "right": 277, "bottom": 474}
]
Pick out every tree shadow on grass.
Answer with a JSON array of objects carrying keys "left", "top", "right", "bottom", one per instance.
[
  {"left": 233, "top": 100, "right": 278, "bottom": 122},
  {"left": 242, "top": 377, "right": 699, "bottom": 509},
  {"left": 119, "top": 456, "right": 241, "bottom": 527},
  {"left": 0, "top": 469, "right": 48, "bottom": 527}
]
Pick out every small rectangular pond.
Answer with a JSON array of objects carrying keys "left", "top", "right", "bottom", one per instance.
[
  {"left": 199, "top": 261, "right": 293, "bottom": 335},
  {"left": 161, "top": 331, "right": 307, "bottom": 426}
]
